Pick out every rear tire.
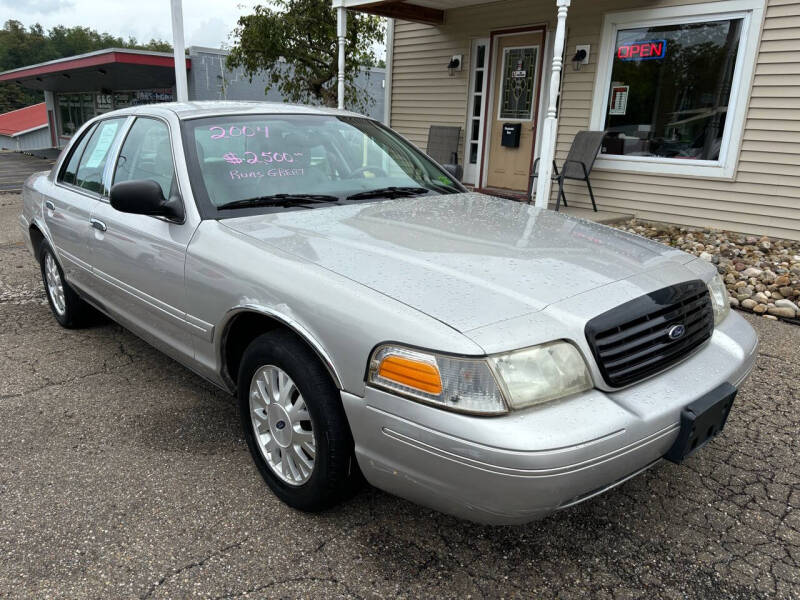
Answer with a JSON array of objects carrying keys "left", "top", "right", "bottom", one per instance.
[
  {"left": 39, "top": 242, "right": 92, "bottom": 329},
  {"left": 238, "top": 330, "right": 361, "bottom": 512}
]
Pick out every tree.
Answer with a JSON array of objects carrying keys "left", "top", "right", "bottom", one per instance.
[{"left": 227, "top": 0, "right": 383, "bottom": 114}]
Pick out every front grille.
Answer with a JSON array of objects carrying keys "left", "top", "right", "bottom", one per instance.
[{"left": 585, "top": 280, "right": 714, "bottom": 388}]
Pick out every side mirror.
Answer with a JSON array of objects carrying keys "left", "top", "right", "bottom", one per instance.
[{"left": 109, "top": 179, "right": 184, "bottom": 221}]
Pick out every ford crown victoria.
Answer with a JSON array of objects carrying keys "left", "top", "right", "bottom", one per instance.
[{"left": 20, "top": 102, "right": 758, "bottom": 524}]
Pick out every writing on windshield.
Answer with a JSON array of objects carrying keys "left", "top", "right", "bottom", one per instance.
[
  {"left": 208, "top": 124, "right": 270, "bottom": 139},
  {"left": 230, "top": 168, "right": 305, "bottom": 179},
  {"left": 186, "top": 115, "right": 461, "bottom": 210},
  {"left": 222, "top": 151, "right": 303, "bottom": 165}
]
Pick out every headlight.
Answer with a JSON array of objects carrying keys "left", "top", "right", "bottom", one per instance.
[
  {"left": 367, "top": 341, "right": 595, "bottom": 414},
  {"left": 367, "top": 345, "right": 507, "bottom": 414},
  {"left": 490, "top": 341, "right": 592, "bottom": 409},
  {"left": 707, "top": 273, "right": 730, "bottom": 325}
]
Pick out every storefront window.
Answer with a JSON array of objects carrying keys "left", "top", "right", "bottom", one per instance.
[
  {"left": 56, "top": 89, "right": 176, "bottom": 141},
  {"left": 114, "top": 93, "right": 131, "bottom": 109},
  {"left": 602, "top": 18, "right": 742, "bottom": 161}
]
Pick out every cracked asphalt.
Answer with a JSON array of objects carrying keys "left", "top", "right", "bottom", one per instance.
[{"left": 1, "top": 191, "right": 799, "bottom": 599}]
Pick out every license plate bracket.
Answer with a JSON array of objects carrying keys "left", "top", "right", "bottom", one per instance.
[{"left": 664, "top": 382, "right": 737, "bottom": 464}]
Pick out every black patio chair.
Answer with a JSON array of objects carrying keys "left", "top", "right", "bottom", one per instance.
[
  {"left": 529, "top": 130, "right": 604, "bottom": 212},
  {"left": 426, "top": 125, "right": 463, "bottom": 181}
]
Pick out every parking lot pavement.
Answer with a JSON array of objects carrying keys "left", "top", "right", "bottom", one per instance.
[
  {"left": 0, "top": 152, "right": 55, "bottom": 193},
  {"left": 1, "top": 193, "right": 798, "bottom": 600}
]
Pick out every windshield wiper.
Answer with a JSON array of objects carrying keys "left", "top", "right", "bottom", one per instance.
[
  {"left": 217, "top": 194, "right": 339, "bottom": 210},
  {"left": 345, "top": 186, "right": 431, "bottom": 201}
]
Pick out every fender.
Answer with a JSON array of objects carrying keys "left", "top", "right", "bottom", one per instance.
[{"left": 217, "top": 304, "right": 344, "bottom": 391}]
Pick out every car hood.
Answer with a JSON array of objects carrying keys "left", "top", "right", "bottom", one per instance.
[{"left": 222, "top": 192, "right": 695, "bottom": 332}]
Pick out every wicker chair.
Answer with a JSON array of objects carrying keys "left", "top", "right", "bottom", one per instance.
[{"left": 530, "top": 130, "right": 604, "bottom": 212}]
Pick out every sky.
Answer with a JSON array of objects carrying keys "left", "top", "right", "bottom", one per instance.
[{"left": 1, "top": 0, "right": 264, "bottom": 49}]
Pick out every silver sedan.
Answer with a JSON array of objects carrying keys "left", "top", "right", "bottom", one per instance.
[{"left": 20, "top": 102, "right": 758, "bottom": 524}]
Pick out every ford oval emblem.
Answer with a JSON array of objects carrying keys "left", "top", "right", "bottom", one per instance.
[{"left": 668, "top": 324, "right": 686, "bottom": 340}]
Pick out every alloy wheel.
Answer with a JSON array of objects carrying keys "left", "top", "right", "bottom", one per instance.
[
  {"left": 249, "top": 365, "right": 316, "bottom": 486},
  {"left": 44, "top": 252, "right": 66, "bottom": 316}
]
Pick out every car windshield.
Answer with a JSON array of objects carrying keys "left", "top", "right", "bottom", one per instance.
[{"left": 181, "top": 114, "right": 464, "bottom": 215}]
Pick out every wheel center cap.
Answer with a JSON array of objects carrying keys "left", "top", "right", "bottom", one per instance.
[{"left": 268, "top": 403, "right": 292, "bottom": 448}]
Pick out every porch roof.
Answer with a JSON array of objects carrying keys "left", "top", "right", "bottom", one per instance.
[{"left": 335, "top": 0, "right": 501, "bottom": 25}]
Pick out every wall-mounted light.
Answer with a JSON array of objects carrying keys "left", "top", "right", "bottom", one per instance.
[
  {"left": 572, "top": 45, "right": 590, "bottom": 71},
  {"left": 61, "top": 73, "right": 71, "bottom": 79},
  {"left": 97, "top": 68, "right": 107, "bottom": 75},
  {"left": 447, "top": 54, "right": 462, "bottom": 77}
]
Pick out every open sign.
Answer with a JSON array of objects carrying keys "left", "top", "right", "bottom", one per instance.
[{"left": 617, "top": 39, "right": 667, "bottom": 61}]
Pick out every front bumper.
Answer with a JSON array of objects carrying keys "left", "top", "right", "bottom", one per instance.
[{"left": 341, "top": 310, "right": 758, "bottom": 524}]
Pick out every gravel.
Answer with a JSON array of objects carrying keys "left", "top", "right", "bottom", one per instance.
[{"left": 613, "top": 219, "right": 800, "bottom": 322}]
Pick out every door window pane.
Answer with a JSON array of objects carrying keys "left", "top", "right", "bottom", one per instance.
[
  {"left": 75, "top": 118, "right": 126, "bottom": 194},
  {"left": 602, "top": 18, "right": 742, "bottom": 161},
  {"left": 499, "top": 46, "right": 537, "bottom": 120},
  {"left": 473, "top": 100, "right": 482, "bottom": 118},
  {"left": 113, "top": 118, "right": 176, "bottom": 200},
  {"left": 60, "top": 123, "right": 97, "bottom": 185}
]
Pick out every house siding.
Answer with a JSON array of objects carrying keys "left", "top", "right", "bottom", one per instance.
[{"left": 389, "top": 0, "right": 800, "bottom": 240}]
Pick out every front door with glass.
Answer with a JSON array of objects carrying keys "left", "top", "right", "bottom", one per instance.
[{"left": 486, "top": 31, "right": 542, "bottom": 192}]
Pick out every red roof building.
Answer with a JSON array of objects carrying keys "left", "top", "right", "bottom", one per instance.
[
  {"left": 0, "top": 103, "right": 51, "bottom": 151},
  {"left": 0, "top": 103, "right": 47, "bottom": 136},
  {"left": 0, "top": 48, "right": 189, "bottom": 148}
]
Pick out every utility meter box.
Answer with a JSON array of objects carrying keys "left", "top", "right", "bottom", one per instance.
[{"left": 501, "top": 123, "right": 521, "bottom": 148}]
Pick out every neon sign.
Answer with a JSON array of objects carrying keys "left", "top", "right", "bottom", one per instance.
[{"left": 617, "top": 40, "right": 667, "bottom": 61}]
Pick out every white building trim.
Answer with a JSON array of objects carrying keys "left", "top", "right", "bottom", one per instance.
[
  {"left": 534, "top": 0, "right": 570, "bottom": 207},
  {"left": 384, "top": 18, "right": 395, "bottom": 126}
]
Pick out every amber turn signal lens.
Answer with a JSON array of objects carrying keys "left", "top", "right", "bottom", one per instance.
[{"left": 377, "top": 355, "right": 443, "bottom": 395}]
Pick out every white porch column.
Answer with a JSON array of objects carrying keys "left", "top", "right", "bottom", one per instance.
[
  {"left": 383, "top": 18, "right": 395, "bottom": 126},
  {"left": 170, "top": 0, "right": 189, "bottom": 102},
  {"left": 534, "top": 0, "right": 570, "bottom": 208},
  {"left": 336, "top": 4, "right": 348, "bottom": 110}
]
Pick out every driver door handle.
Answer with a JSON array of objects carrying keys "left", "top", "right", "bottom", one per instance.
[
  {"left": 45, "top": 200, "right": 55, "bottom": 211},
  {"left": 90, "top": 218, "right": 107, "bottom": 232}
]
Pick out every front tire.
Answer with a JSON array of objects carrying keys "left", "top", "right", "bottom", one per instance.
[
  {"left": 238, "top": 330, "right": 361, "bottom": 512},
  {"left": 39, "top": 243, "right": 91, "bottom": 329}
]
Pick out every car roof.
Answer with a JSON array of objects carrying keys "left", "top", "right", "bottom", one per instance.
[{"left": 109, "top": 100, "right": 370, "bottom": 121}]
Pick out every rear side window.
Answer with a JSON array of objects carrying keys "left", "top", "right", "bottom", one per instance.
[
  {"left": 74, "top": 118, "right": 126, "bottom": 194},
  {"left": 113, "top": 117, "right": 176, "bottom": 200},
  {"left": 60, "top": 123, "right": 97, "bottom": 185}
]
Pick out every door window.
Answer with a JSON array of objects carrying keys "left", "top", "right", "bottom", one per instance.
[
  {"left": 59, "top": 122, "right": 97, "bottom": 185},
  {"left": 113, "top": 118, "right": 176, "bottom": 200},
  {"left": 498, "top": 46, "right": 538, "bottom": 120},
  {"left": 74, "top": 118, "right": 126, "bottom": 194}
]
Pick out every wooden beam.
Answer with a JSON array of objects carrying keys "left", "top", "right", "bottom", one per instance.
[{"left": 353, "top": 1, "right": 444, "bottom": 25}]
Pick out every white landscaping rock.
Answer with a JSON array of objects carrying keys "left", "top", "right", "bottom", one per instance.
[
  {"left": 774, "top": 299, "right": 799, "bottom": 313},
  {"left": 612, "top": 219, "right": 800, "bottom": 322},
  {"left": 742, "top": 267, "right": 763, "bottom": 278}
]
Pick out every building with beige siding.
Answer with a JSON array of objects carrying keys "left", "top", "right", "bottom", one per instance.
[{"left": 334, "top": 0, "right": 799, "bottom": 240}]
